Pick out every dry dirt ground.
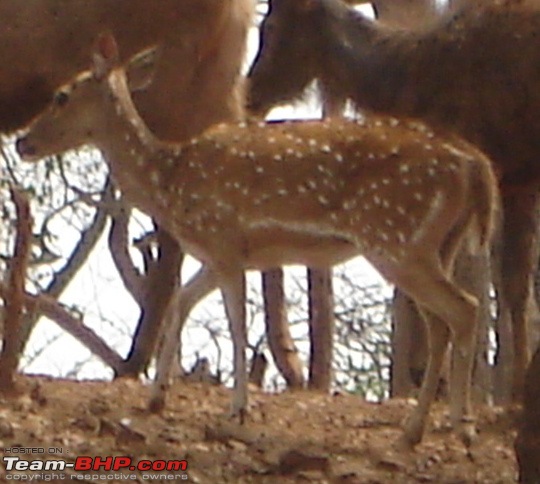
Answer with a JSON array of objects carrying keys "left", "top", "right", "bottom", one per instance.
[{"left": 0, "top": 376, "right": 518, "bottom": 483}]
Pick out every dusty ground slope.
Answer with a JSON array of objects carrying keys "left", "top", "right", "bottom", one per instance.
[{"left": 0, "top": 377, "right": 517, "bottom": 483}]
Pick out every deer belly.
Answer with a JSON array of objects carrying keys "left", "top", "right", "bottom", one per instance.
[{"left": 245, "top": 227, "right": 358, "bottom": 269}]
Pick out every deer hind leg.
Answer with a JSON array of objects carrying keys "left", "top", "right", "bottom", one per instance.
[
  {"left": 149, "top": 264, "right": 218, "bottom": 413},
  {"left": 448, "top": 306, "right": 478, "bottom": 447},
  {"left": 392, "top": 255, "right": 479, "bottom": 447},
  {"left": 401, "top": 309, "right": 450, "bottom": 447},
  {"left": 218, "top": 267, "right": 249, "bottom": 422}
]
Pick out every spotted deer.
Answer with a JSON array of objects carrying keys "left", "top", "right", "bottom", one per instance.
[{"left": 16, "top": 34, "right": 498, "bottom": 447}]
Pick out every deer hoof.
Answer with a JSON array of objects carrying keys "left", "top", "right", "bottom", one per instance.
[
  {"left": 459, "top": 418, "right": 477, "bottom": 448},
  {"left": 401, "top": 415, "right": 424, "bottom": 448}
]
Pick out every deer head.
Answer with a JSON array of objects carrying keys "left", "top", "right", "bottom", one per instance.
[{"left": 17, "top": 34, "right": 159, "bottom": 162}]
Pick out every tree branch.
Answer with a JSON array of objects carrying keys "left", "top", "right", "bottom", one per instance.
[
  {"left": 48, "top": 177, "right": 113, "bottom": 298},
  {"left": 0, "top": 283, "right": 123, "bottom": 372},
  {"left": 108, "top": 205, "right": 144, "bottom": 301},
  {"left": 14, "top": 178, "right": 113, "bottom": 360},
  {"left": 0, "top": 188, "right": 32, "bottom": 391}
]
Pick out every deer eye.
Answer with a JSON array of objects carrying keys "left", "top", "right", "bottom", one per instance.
[{"left": 54, "top": 91, "right": 69, "bottom": 107}]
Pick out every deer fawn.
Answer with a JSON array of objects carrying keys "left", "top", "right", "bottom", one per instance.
[{"left": 16, "top": 34, "right": 498, "bottom": 447}]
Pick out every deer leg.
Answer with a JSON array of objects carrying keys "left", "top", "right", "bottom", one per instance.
[
  {"left": 149, "top": 264, "right": 217, "bottom": 413},
  {"left": 448, "top": 309, "right": 478, "bottom": 446},
  {"left": 499, "top": 189, "right": 540, "bottom": 401},
  {"left": 402, "top": 310, "right": 450, "bottom": 447},
  {"left": 219, "top": 268, "right": 248, "bottom": 422},
  {"left": 392, "top": 257, "right": 479, "bottom": 446},
  {"left": 425, "top": 280, "right": 478, "bottom": 445},
  {"left": 440, "top": 242, "right": 480, "bottom": 445}
]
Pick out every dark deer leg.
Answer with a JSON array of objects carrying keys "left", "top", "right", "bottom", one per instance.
[{"left": 499, "top": 187, "right": 540, "bottom": 402}]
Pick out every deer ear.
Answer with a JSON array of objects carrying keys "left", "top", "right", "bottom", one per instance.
[
  {"left": 92, "top": 32, "right": 120, "bottom": 80},
  {"left": 126, "top": 45, "right": 160, "bottom": 92}
]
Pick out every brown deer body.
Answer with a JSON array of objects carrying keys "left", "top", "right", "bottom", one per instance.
[
  {"left": 248, "top": 0, "right": 540, "bottom": 401},
  {"left": 16, "top": 36, "right": 498, "bottom": 446},
  {"left": 0, "top": 0, "right": 252, "bottom": 139}
]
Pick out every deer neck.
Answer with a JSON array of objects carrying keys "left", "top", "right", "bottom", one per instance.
[
  {"left": 325, "top": 14, "right": 411, "bottom": 114},
  {"left": 321, "top": 8, "right": 440, "bottom": 116},
  {"left": 98, "top": 71, "right": 178, "bottom": 215}
]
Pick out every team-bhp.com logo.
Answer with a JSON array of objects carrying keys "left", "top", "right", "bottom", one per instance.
[{"left": 3, "top": 455, "right": 188, "bottom": 480}]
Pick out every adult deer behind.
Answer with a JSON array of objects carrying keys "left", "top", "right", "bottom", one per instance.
[
  {"left": 0, "top": 0, "right": 253, "bottom": 138},
  {"left": 16, "top": 34, "right": 498, "bottom": 447}
]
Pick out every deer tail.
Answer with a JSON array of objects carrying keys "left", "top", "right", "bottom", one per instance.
[{"left": 470, "top": 154, "right": 499, "bottom": 251}]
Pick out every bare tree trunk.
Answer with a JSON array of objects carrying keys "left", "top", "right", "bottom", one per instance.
[
  {"left": 249, "top": 351, "right": 268, "bottom": 388},
  {"left": 307, "top": 268, "right": 334, "bottom": 391},
  {"left": 12, "top": 177, "right": 111, "bottom": 369},
  {"left": 119, "top": 229, "right": 183, "bottom": 376},
  {"left": 0, "top": 189, "right": 31, "bottom": 392},
  {"left": 262, "top": 269, "right": 305, "bottom": 388},
  {"left": 303, "top": 88, "right": 343, "bottom": 393}
]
